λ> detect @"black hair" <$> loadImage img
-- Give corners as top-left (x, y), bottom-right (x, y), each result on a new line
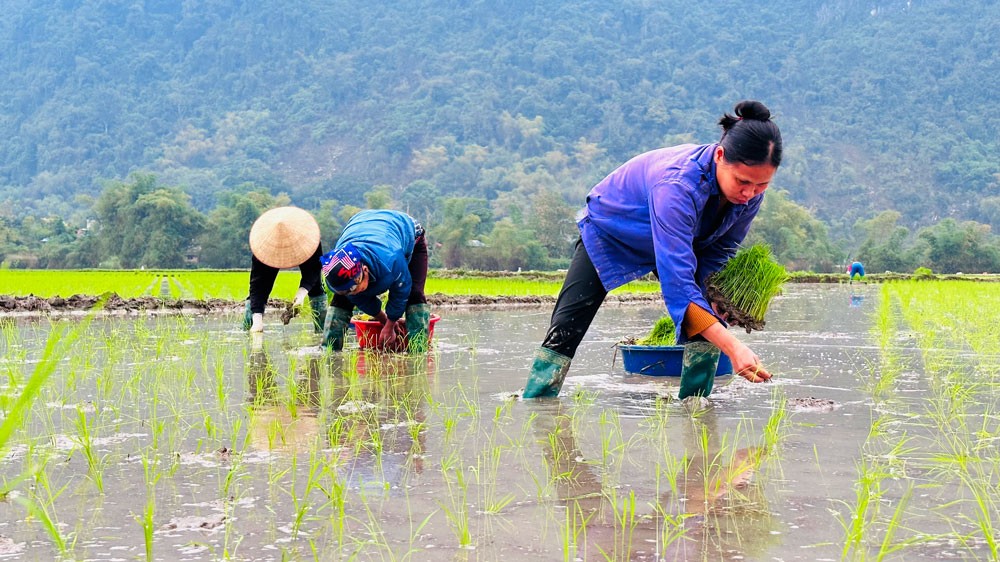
top-left (717, 100), bottom-right (782, 167)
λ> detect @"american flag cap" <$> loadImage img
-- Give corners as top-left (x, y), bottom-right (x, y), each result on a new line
top-left (321, 243), bottom-right (364, 292)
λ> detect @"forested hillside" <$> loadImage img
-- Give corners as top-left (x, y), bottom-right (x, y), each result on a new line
top-left (1, 0), bottom-right (998, 272)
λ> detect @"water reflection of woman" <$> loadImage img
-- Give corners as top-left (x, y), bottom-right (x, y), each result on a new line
top-left (533, 404), bottom-right (775, 560)
top-left (323, 353), bottom-right (431, 486)
top-left (246, 334), bottom-right (322, 452)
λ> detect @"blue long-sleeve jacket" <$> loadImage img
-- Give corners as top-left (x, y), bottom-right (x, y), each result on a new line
top-left (578, 143), bottom-right (763, 342)
top-left (334, 210), bottom-right (416, 321)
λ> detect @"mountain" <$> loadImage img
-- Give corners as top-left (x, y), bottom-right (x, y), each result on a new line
top-left (1, 0), bottom-right (997, 235)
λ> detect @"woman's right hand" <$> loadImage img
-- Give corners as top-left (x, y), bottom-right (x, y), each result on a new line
top-left (700, 322), bottom-right (771, 383)
top-left (728, 341), bottom-right (771, 382)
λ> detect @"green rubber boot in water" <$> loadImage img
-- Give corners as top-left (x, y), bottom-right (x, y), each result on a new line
top-left (678, 341), bottom-right (721, 399)
top-left (241, 300), bottom-right (253, 331)
top-left (522, 347), bottom-right (572, 398)
top-left (404, 303), bottom-right (432, 353)
top-left (322, 307), bottom-right (353, 351)
top-left (308, 295), bottom-right (328, 334)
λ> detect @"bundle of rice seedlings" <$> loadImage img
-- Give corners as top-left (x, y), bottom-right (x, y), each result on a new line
top-left (706, 243), bottom-right (788, 333)
top-left (638, 315), bottom-right (676, 346)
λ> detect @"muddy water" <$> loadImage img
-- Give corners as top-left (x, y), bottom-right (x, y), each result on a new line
top-left (0, 283), bottom-right (995, 560)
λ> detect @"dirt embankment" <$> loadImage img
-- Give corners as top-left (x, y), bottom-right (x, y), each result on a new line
top-left (0, 292), bottom-right (665, 316)
top-left (3, 273), bottom-right (996, 317)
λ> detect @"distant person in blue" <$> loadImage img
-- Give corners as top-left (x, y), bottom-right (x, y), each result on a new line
top-left (522, 100), bottom-right (782, 398)
top-left (319, 210), bottom-right (431, 352)
top-left (848, 261), bottom-right (865, 284)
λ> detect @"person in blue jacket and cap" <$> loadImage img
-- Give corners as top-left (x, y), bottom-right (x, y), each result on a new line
top-left (522, 100), bottom-right (782, 398)
top-left (319, 209), bottom-right (431, 352)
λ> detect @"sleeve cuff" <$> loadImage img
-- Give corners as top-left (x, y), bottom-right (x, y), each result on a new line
top-left (683, 302), bottom-right (719, 338)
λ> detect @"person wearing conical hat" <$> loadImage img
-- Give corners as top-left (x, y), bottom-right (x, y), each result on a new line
top-left (243, 206), bottom-right (327, 333)
top-left (319, 209), bottom-right (431, 353)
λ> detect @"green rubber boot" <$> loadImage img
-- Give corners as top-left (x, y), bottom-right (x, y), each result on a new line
top-left (241, 300), bottom-right (253, 331)
top-left (404, 303), bottom-right (432, 353)
top-left (522, 347), bottom-right (572, 399)
top-left (309, 295), bottom-right (328, 334)
top-left (678, 341), bottom-right (721, 399)
top-left (322, 307), bottom-right (353, 351)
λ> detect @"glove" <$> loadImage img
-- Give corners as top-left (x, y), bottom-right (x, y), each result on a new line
top-left (250, 313), bottom-right (264, 333)
top-left (322, 307), bottom-right (353, 351)
top-left (308, 294), bottom-right (328, 333)
top-left (678, 341), bottom-right (721, 399)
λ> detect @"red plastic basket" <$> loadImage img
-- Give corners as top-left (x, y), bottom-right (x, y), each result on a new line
top-left (351, 314), bottom-right (440, 351)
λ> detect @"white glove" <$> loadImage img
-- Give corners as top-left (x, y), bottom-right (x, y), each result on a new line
top-left (250, 313), bottom-right (264, 332)
top-left (292, 287), bottom-right (309, 307)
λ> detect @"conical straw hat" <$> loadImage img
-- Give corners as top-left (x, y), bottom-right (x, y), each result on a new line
top-left (249, 207), bottom-right (321, 269)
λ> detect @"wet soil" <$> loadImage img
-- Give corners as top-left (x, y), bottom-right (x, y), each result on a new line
top-left (787, 397), bottom-right (839, 413)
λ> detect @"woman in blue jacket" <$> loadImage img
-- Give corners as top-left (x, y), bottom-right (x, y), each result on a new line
top-left (319, 209), bottom-right (430, 352)
top-left (523, 100), bottom-right (782, 398)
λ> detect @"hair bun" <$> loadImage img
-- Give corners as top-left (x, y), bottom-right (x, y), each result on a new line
top-left (734, 100), bottom-right (771, 121)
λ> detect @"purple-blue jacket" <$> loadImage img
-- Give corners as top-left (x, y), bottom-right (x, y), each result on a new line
top-left (334, 210), bottom-right (416, 321)
top-left (578, 143), bottom-right (763, 342)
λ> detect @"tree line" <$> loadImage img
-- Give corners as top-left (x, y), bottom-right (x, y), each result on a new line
top-left (2, 173), bottom-right (998, 275)
top-left (1, 0), bottom-right (998, 249)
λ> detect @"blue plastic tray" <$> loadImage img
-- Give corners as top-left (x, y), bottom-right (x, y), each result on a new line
top-left (619, 345), bottom-right (733, 377)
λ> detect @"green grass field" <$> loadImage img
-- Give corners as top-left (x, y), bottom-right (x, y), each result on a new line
top-left (0, 269), bottom-right (660, 299)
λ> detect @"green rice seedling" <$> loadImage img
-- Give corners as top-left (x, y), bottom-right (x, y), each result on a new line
top-left (19, 459), bottom-right (75, 558)
top-left (761, 388), bottom-right (789, 457)
top-left (597, 408), bottom-right (626, 486)
top-left (638, 316), bottom-right (676, 346)
top-left (706, 243), bottom-right (788, 333)
top-left (138, 453), bottom-right (163, 562)
top-left (474, 444), bottom-right (516, 515)
top-left (834, 453), bottom-right (888, 561)
top-left (647, 423), bottom-right (693, 560)
top-left (0, 319), bottom-right (87, 452)
top-left (873, 485), bottom-right (942, 561)
top-left (437, 456), bottom-right (473, 547)
top-left (957, 467), bottom-right (1000, 559)
top-left (561, 500), bottom-right (595, 562)
top-left (599, 488), bottom-right (639, 562)
top-left (72, 405), bottom-right (106, 493)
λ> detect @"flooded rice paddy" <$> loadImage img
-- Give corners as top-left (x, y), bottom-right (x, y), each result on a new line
top-left (1, 282), bottom-right (999, 561)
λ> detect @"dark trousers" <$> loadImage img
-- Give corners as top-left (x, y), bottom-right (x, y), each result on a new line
top-left (331, 232), bottom-right (429, 312)
top-left (247, 245), bottom-right (324, 314)
top-left (541, 238), bottom-right (607, 358)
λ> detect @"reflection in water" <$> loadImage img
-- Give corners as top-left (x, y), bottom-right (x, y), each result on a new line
top-left (246, 334), bottom-right (322, 452)
top-left (850, 293), bottom-right (865, 308)
top-left (246, 336), bottom-right (433, 492)
top-left (534, 403), bottom-right (775, 560)
top-left (324, 351), bottom-right (433, 489)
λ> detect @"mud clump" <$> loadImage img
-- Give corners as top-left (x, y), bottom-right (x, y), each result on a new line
top-left (787, 397), bottom-right (838, 413)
